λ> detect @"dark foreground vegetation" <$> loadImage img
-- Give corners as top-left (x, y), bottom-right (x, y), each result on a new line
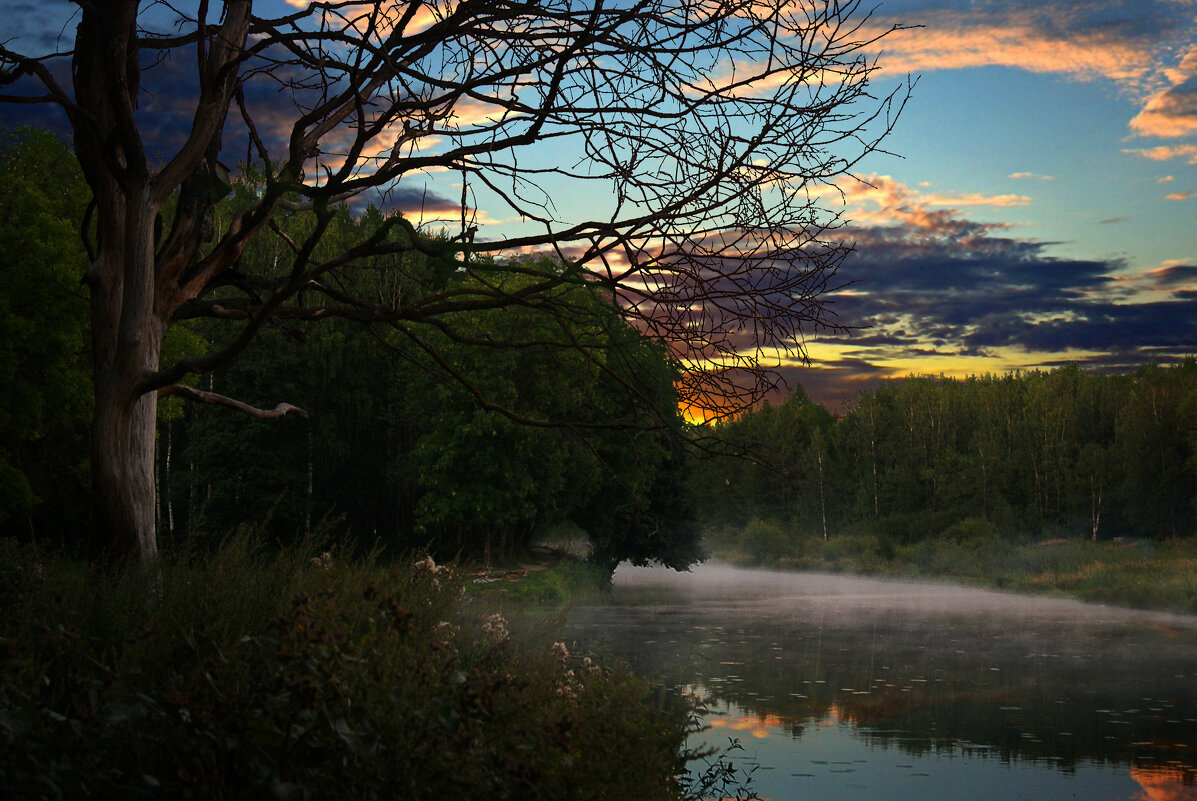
top-left (0, 537), bottom-right (719, 800)
top-left (0, 126), bottom-right (727, 801)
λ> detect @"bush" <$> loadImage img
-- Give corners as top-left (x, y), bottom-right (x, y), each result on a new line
top-left (739, 518), bottom-right (792, 564)
top-left (940, 517), bottom-right (1000, 547)
top-left (0, 540), bottom-right (691, 800)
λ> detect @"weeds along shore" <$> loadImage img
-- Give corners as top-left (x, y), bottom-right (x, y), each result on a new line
top-left (0, 537), bottom-right (701, 800)
top-left (706, 521), bottom-right (1197, 614)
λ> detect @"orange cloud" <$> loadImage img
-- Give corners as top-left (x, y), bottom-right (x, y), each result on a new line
top-left (854, 8), bottom-right (1197, 141)
top-left (1127, 145), bottom-right (1197, 163)
top-left (858, 11), bottom-right (1155, 83)
top-left (1165, 191), bottom-right (1194, 201)
top-left (1130, 86), bottom-right (1197, 137)
top-left (813, 174), bottom-right (1031, 230)
top-left (282, 0), bottom-right (448, 35)
top-left (922, 191), bottom-right (1033, 208)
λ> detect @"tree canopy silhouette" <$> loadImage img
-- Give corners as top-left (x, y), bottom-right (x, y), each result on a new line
top-left (0, 0), bottom-right (908, 562)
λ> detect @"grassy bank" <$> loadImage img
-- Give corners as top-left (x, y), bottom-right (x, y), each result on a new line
top-left (0, 537), bottom-right (701, 800)
top-left (466, 556), bottom-right (613, 607)
top-left (706, 520), bottom-right (1197, 614)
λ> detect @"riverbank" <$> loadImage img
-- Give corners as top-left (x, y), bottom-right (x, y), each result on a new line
top-left (464, 545), bottom-right (613, 607)
top-left (704, 526), bottom-right (1197, 614)
top-left (0, 537), bottom-right (694, 799)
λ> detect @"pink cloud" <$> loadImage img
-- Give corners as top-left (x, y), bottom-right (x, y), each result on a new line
top-left (1130, 82), bottom-right (1197, 137)
top-left (855, 5), bottom-right (1197, 140)
top-left (819, 174), bottom-right (1031, 231)
top-left (1125, 144), bottom-right (1197, 164)
top-left (1165, 191), bottom-right (1194, 201)
top-left (859, 10), bottom-right (1157, 83)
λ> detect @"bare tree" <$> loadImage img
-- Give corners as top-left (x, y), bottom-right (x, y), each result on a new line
top-left (0, 0), bottom-right (908, 563)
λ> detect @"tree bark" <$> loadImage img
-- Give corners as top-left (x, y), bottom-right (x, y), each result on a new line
top-left (87, 190), bottom-right (164, 563)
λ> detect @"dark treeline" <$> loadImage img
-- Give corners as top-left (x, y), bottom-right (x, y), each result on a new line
top-left (692, 362), bottom-right (1197, 555)
top-left (0, 129), bottom-right (700, 570)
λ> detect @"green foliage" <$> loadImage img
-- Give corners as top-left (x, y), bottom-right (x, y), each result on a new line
top-left (692, 363), bottom-right (1197, 555)
top-left (0, 132), bottom-right (700, 569)
top-left (470, 561), bottom-right (613, 606)
top-left (0, 129), bottom-right (92, 539)
top-left (740, 518), bottom-right (792, 564)
top-left (0, 542), bottom-right (694, 799)
top-left (169, 232), bottom-right (699, 569)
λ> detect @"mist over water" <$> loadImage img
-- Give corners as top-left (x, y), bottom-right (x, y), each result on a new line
top-left (566, 563), bottom-right (1197, 801)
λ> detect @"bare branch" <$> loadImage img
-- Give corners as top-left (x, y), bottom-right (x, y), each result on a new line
top-left (157, 384), bottom-right (308, 419)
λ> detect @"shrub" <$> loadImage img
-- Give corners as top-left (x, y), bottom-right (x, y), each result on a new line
top-left (739, 518), bottom-right (792, 564)
top-left (0, 541), bottom-right (691, 800)
top-left (940, 517), bottom-right (1000, 548)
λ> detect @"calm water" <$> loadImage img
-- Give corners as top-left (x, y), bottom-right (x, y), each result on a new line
top-left (565, 564), bottom-right (1197, 801)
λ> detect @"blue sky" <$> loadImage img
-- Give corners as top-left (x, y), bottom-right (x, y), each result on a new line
top-left (751, 0), bottom-right (1197, 404)
top-left (3, 0), bottom-right (1196, 407)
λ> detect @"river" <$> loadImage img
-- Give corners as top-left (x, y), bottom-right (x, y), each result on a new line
top-left (564, 563), bottom-right (1197, 801)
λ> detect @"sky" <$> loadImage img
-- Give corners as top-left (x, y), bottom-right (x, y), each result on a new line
top-left (766, 0), bottom-right (1197, 405)
top-left (3, 0), bottom-right (1197, 408)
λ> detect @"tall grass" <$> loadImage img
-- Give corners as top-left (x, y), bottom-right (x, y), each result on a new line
top-left (706, 519), bottom-right (1197, 614)
top-left (0, 536), bottom-right (699, 800)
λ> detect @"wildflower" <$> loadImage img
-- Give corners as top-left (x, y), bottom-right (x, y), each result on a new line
top-left (551, 641), bottom-right (570, 662)
top-left (433, 620), bottom-right (459, 648)
top-left (482, 613), bottom-right (510, 643)
top-left (309, 552), bottom-right (333, 570)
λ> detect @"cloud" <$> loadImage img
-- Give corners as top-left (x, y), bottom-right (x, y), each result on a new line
top-left (779, 173), bottom-right (1197, 404)
top-left (376, 184), bottom-right (460, 215)
top-left (922, 191), bottom-right (1033, 208)
top-left (1130, 75), bottom-right (1197, 137)
top-left (1009, 172), bottom-right (1055, 181)
top-left (1143, 263), bottom-right (1197, 291)
top-left (1123, 145), bottom-right (1197, 164)
top-left (1099, 216), bottom-right (1130, 224)
top-left (860, 1), bottom-right (1197, 140)
top-left (862, 3), bottom-right (1176, 83)
top-left (1165, 191), bottom-right (1194, 201)
top-left (811, 174), bottom-right (1034, 232)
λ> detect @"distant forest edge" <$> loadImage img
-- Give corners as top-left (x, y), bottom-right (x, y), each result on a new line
top-left (693, 361), bottom-right (1197, 597)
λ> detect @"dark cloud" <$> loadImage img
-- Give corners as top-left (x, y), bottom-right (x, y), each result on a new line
top-left (1147, 264), bottom-right (1197, 289)
top-left (374, 184), bottom-right (460, 215)
top-left (787, 204), bottom-right (1197, 405)
top-left (774, 359), bottom-right (899, 408)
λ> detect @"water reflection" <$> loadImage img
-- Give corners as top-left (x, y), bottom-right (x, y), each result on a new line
top-left (566, 564), bottom-right (1197, 801)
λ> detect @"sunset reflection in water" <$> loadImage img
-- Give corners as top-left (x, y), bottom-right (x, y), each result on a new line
top-left (568, 564), bottom-right (1197, 801)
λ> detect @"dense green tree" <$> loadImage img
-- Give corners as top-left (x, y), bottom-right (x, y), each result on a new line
top-left (692, 363), bottom-right (1197, 550)
top-left (0, 130), bottom-right (91, 543)
top-left (167, 238), bottom-right (701, 566)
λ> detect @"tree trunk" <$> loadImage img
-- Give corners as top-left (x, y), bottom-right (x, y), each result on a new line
top-left (87, 189), bottom-right (164, 564)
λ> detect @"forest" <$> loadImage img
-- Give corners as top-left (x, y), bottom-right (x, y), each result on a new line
top-left (0, 128), bottom-right (700, 572)
top-left (692, 359), bottom-right (1197, 560)
top-left (6, 128), bottom-right (1197, 571)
